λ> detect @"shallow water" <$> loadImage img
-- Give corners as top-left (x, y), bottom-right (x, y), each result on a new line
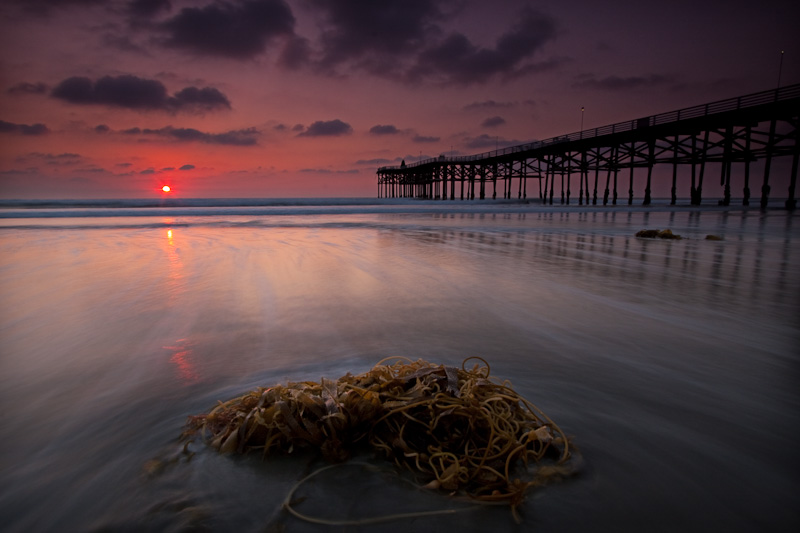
top-left (1, 203), bottom-right (798, 532)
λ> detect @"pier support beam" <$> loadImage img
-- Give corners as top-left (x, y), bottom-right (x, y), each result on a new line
top-left (690, 134), bottom-right (697, 204)
top-left (761, 119), bottom-right (776, 209)
top-left (743, 126), bottom-right (752, 206)
top-left (578, 152), bottom-right (585, 205)
top-left (670, 135), bottom-right (678, 205)
top-left (643, 140), bottom-right (654, 206)
top-left (696, 130), bottom-right (709, 205)
top-left (627, 143), bottom-right (635, 205)
top-left (720, 126), bottom-right (733, 206)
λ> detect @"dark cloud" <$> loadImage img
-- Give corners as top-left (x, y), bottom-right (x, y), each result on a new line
top-left (122, 2), bottom-right (562, 85)
top-left (573, 73), bottom-right (671, 91)
top-left (0, 120), bottom-right (49, 135)
top-left (278, 36), bottom-right (312, 69)
top-left (514, 56), bottom-right (569, 77)
top-left (306, 3), bottom-right (559, 84)
top-left (481, 116), bottom-right (506, 128)
top-left (95, 124), bottom-right (111, 133)
top-left (356, 157), bottom-right (394, 165)
top-left (179, 164), bottom-right (195, 170)
top-left (6, 0), bottom-right (105, 16)
top-left (161, 166), bottom-right (175, 171)
top-left (7, 82), bottom-right (48, 95)
top-left (160, 0), bottom-right (295, 59)
top-left (102, 34), bottom-right (150, 55)
top-left (311, 0), bottom-right (443, 71)
top-left (127, 0), bottom-right (171, 19)
top-left (51, 75), bottom-right (231, 112)
top-left (411, 9), bottom-right (557, 84)
top-left (52, 75), bottom-right (160, 108)
top-left (369, 124), bottom-right (399, 135)
top-left (299, 168), bottom-right (359, 174)
top-left (17, 152), bottom-right (81, 164)
top-left (298, 119), bottom-right (352, 137)
top-left (171, 86), bottom-right (231, 109)
top-left (367, 124), bottom-right (437, 142)
top-left (119, 124), bottom-right (257, 145)
top-left (274, 123), bottom-right (306, 133)
top-left (137, 126), bottom-right (260, 145)
top-left (73, 166), bottom-right (107, 174)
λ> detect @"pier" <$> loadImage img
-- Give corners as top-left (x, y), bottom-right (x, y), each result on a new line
top-left (377, 84), bottom-right (800, 209)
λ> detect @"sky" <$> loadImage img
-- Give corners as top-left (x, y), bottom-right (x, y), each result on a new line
top-left (1, 0), bottom-right (798, 199)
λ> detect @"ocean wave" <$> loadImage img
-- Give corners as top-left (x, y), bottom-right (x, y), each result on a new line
top-left (0, 197), bottom-right (426, 211)
top-left (0, 197), bottom-right (545, 221)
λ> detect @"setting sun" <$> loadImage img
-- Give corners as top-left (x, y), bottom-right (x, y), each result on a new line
top-left (161, 185), bottom-right (171, 193)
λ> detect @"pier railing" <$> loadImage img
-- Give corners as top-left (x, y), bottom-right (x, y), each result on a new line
top-left (378, 83), bottom-right (800, 171)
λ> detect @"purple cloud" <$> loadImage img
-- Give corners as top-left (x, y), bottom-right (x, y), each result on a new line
top-left (127, 0), bottom-right (171, 19)
top-left (51, 75), bottom-right (231, 112)
top-left (160, 0), bottom-right (295, 59)
top-left (139, 126), bottom-right (259, 146)
top-left (481, 116), bottom-right (506, 128)
top-left (369, 124), bottom-right (400, 135)
top-left (412, 134), bottom-right (440, 143)
top-left (298, 119), bottom-right (352, 137)
top-left (0, 120), bottom-right (49, 135)
top-left (311, 0), bottom-right (442, 71)
top-left (411, 9), bottom-right (557, 84)
top-left (7, 82), bottom-right (49, 95)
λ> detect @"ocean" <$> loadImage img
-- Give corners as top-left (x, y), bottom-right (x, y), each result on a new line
top-left (0, 197), bottom-right (798, 532)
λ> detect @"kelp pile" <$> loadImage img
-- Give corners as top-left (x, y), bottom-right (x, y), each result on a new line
top-left (183, 357), bottom-right (579, 515)
top-left (636, 229), bottom-right (725, 241)
top-left (635, 228), bottom-right (682, 239)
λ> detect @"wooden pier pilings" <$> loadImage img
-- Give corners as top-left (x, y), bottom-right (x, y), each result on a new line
top-left (377, 84), bottom-right (800, 209)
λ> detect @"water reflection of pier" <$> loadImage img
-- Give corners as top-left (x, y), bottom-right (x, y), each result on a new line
top-left (394, 212), bottom-right (797, 313)
top-left (377, 85), bottom-right (800, 209)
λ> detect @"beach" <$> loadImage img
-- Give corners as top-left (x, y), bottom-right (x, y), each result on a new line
top-left (0, 199), bottom-right (798, 532)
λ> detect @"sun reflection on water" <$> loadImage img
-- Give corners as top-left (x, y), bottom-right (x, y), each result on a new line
top-left (164, 338), bottom-right (200, 384)
top-left (163, 223), bottom-right (183, 298)
top-left (162, 223), bottom-right (198, 383)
